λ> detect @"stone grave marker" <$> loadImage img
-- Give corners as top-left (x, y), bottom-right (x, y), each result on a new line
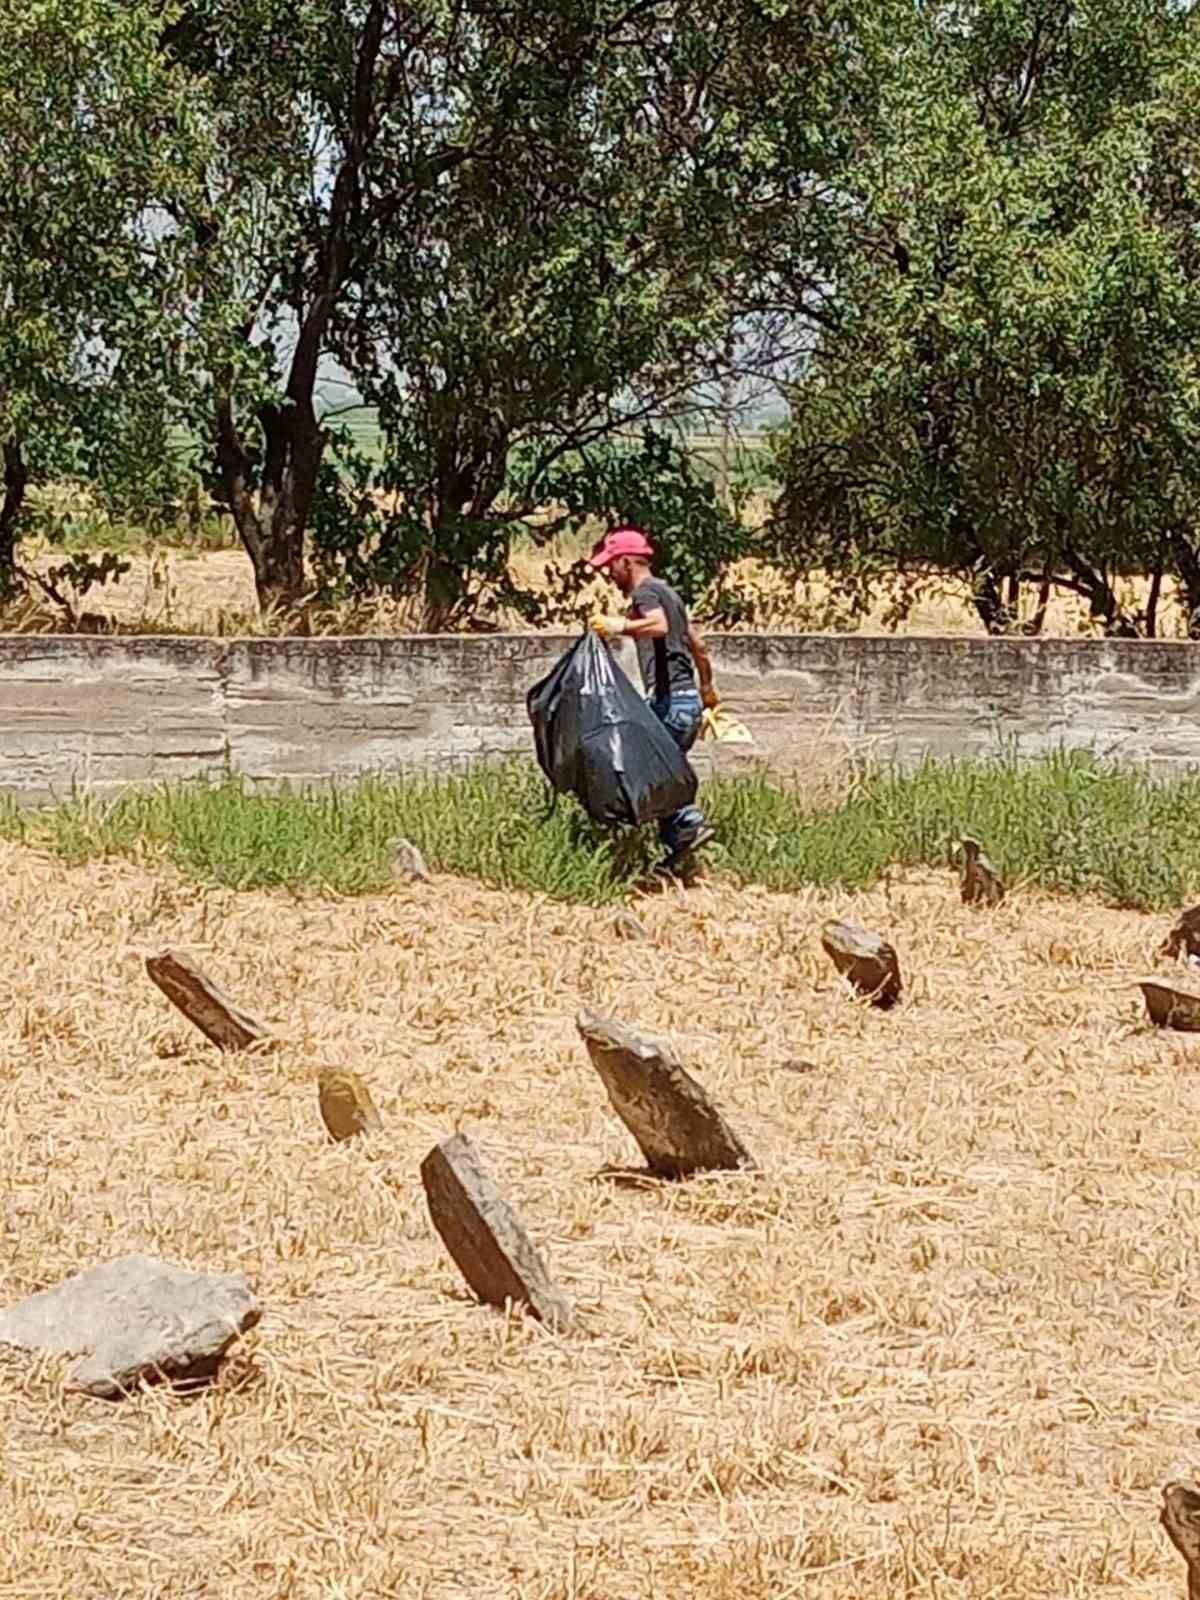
top-left (575, 1009), bottom-right (754, 1179)
top-left (420, 1134), bottom-right (572, 1328)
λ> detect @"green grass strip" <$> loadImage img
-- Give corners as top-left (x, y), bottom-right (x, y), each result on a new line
top-left (0, 748), bottom-right (1194, 910)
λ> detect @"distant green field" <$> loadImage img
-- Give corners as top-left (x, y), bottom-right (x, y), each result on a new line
top-left (318, 407), bottom-right (773, 470)
top-left (162, 410), bottom-right (776, 509)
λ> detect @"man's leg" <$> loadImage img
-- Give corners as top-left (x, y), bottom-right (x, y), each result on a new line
top-left (653, 693), bottom-right (709, 859)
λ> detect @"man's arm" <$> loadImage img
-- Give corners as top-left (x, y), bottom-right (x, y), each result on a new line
top-left (619, 606), bottom-right (668, 639)
top-left (687, 623), bottom-right (718, 708)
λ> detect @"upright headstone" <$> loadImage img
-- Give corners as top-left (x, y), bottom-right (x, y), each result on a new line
top-left (390, 837), bottom-right (432, 884)
top-left (318, 1071), bottom-right (383, 1142)
top-left (958, 837), bottom-right (1005, 906)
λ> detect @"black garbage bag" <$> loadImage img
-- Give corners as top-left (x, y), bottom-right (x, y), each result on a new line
top-left (526, 631), bottom-right (698, 827)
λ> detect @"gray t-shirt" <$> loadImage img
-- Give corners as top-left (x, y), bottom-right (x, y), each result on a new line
top-left (631, 576), bottom-right (696, 700)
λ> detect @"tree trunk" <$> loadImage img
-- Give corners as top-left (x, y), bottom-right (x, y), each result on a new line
top-left (1060, 548), bottom-right (1140, 637)
top-left (254, 401), bottom-right (324, 607)
top-left (419, 430), bottom-right (509, 631)
top-left (197, 3), bottom-right (389, 616)
top-left (1169, 533), bottom-right (1200, 638)
top-left (1024, 565), bottom-right (1052, 635)
top-left (0, 437), bottom-right (27, 584)
top-left (214, 390), bottom-right (323, 611)
top-left (1145, 559), bottom-right (1164, 639)
top-left (970, 564), bottom-right (1007, 634)
top-left (421, 555), bottom-right (468, 632)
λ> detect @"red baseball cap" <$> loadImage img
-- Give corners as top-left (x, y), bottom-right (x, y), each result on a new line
top-left (588, 526), bottom-right (654, 569)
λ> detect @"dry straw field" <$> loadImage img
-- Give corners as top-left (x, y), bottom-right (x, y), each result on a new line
top-left (2, 837), bottom-right (1200, 1596)
top-left (16, 542), bottom-right (1194, 638)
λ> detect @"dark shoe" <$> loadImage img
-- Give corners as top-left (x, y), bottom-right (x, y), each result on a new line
top-left (654, 825), bottom-right (716, 878)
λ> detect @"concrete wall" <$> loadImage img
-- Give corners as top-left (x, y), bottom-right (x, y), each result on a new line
top-left (1, 632), bottom-right (1199, 803)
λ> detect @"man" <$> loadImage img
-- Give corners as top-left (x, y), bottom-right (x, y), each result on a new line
top-left (588, 525), bottom-right (717, 872)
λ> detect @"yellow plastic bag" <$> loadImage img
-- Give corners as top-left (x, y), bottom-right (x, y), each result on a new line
top-left (700, 706), bottom-right (755, 745)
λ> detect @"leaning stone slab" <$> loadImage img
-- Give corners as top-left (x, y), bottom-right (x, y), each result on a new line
top-left (318, 1070), bottom-right (382, 1141)
top-left (575, 1009), bottom-right (754, 1178)
top-left (820, 920), bottom-right (903, 1008)
top-left (1162, 906), bottom-right (1200, 964)
top-left (0, 1254), bottom-right (261, 1398)
top-left (146, 950), bottom-right (270, 1051)
top-left (420, 1135), bottom-right (572, 1328)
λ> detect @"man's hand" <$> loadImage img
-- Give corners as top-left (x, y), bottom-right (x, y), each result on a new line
top-left (701, 684), bottom-right (719, 711)
top-left (591, 613), bottom-right (628, 639)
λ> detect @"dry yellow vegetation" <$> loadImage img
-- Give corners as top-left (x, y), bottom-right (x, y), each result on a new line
top-left (13, 542), bottom-right (1193, 638)
top-left (1, 842), bottom-right (1198, 1596)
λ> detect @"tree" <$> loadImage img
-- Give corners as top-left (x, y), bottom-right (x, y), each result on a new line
top-left (159, 0), bottom-right (407, 607)
top-left (163, 0), bottom-right (839, 620)
top-left (0, 0), bottom-right (205, 590)
top-left (761, 0), bottom-right (1200, 634)
top-left (162, 0), bottom-right (722, 612)
top-left (320, 1), bottom-right (775, 627)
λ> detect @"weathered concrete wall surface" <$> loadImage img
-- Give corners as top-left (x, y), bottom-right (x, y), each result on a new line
top-left (2, 633), bottom-right (1199, 802)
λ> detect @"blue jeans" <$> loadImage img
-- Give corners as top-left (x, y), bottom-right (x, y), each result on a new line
top-left (650, 689), bottom-right (705, 854)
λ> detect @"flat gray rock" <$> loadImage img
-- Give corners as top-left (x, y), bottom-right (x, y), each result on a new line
top-left (0, 1254), bottom-right (261, 1398)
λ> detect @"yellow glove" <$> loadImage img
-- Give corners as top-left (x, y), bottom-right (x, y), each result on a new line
top-left (591, 613), bottom-right (628, 639)
top-left (701, 706), bottom-right (755, 745)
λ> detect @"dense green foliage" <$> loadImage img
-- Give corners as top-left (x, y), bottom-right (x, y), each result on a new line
top-left (0, 0), bottom-right (207, 602)
top-left (4, 0), bottom-right (1200, 628)
top-left (766, 0), bottom-right (1200, 634)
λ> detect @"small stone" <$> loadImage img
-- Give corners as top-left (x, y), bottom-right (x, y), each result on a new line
top-left (318, 1071), bottom-right (382, 1142)
top-left (420, 1135), bottom-right (573, 1328)
top-left (613, 910), bottom-right (648, 941)
top-left (820, 921), bottom-right (902, 1008)
top-left (780, 1058), bottom-right (818, 1074)
top-left (958, 836), bottom-right (1005, 906)
top-left (0, 1254), bottom-right (260, 1399)
top-left (1162, 906), bottom-right (1200, 963)
top-left (145, 950), bottom-right (269, 1051)
top-left (1136, 978), bottom-right (1200, 1032)
top-left (390, 837), bottom-right (431, 884)
top-left (576, 1009), bottom-right (754, 1178)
